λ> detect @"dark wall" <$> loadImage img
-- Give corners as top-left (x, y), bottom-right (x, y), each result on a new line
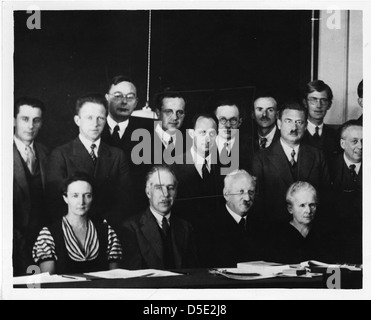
top-left (14, 10), bottom-right (313, 149)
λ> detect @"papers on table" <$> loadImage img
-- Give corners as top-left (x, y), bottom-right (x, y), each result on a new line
top-left (300, 260), bottom-right (362, 272)
top-left (84, 269), bottom-right (183, 279)
top-left (13, 273), bottom-right (88, 286)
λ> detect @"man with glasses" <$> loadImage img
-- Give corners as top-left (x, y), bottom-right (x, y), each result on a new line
top-left (210, 170), bottom-right (262, 267)
top-left (102, 75), bottom-right (154, 215)
top-left (214, 100), bottom-right (253, 172)
top-left (302, 80), bottom-right (340, 160)
top-left (153, 90), bottom-right (187, 163)
top-left (252, 101), bottom-right (330, 224)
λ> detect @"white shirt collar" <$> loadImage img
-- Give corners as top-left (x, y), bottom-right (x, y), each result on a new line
top-left (259, 125), bottom-right (277, 148)
top-left (79, 134), bottom-right (101, 157)
top-left (307, 120), bottom-right (324, 136)
top-left (225, 204), bottom-right (246, 224)
top-left (150, 207), bottom-right (171, 229)
top-left (107, 115), bottom-right (129, 139)
top-left (280, 138), bottom-right (300, 162)
top-left (190, 146), bottom-right (211, 178)
top-left (14, 136), bottom-right (36, 160)
top-left (216, 135), bottom-right (236, 154)
top-left (155, 123), bottom-right (176, 148)
top-left (343, 153), bottom-right (361, 174)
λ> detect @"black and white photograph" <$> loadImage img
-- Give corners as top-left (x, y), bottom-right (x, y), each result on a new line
top-left (1, 0), bottom-right (370, 302)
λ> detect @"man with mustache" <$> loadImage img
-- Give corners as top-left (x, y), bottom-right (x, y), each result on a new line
top-left (13, 97), bottom-right (49, 276)
top-left (214, 99), bottom-right (254, 172)
top-left (302, 80), bottom-right (340, 160)
top-left (252, 93), bottom-right (280, 152)
top-left (329, 120), bottom-right (362, 264)
top-left (46, 93), bottom-right (130, 230)
top-left (120, 165), bottom-right (198, 270)
top-left (210, 170), bottom-right (261, 267)
top-left (252, 101), bottom-right (330, 224)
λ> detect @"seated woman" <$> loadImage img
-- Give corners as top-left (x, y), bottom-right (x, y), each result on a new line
top-left (32, 173), bottom-right (123, 274)
top-left (263, 181), bottom-right (335, 264)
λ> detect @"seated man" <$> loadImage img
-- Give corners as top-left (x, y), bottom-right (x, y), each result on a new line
top-left (120, 165), bottom-right (199, 270)
top-left (46, 93), bottom-right (130, 229)
top-left (329, 120), bottom-right (362, 264)
top-left (302, 80), bottom-right (340, 160)
top-left (210, 170), bottom-right (262, 268)
top-left (252, 93), bottom-right (280, 152)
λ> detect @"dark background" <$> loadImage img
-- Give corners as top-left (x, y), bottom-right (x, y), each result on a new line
top-left (14, 10), bottom-right (314, 149)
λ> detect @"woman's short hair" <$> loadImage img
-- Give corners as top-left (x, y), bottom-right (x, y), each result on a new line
top-left (61, 172), bottom-right (93, 196)
top-left (286, 181), bottom-right (318, 206)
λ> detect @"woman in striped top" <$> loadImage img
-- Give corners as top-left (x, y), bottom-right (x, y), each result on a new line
top-left (32, 173), bottom-right (123, 274)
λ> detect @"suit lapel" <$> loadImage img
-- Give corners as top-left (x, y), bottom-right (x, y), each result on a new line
top-left (141, 209), bottom-right (164, 263)
top-left (297, 144), bottom-right (315, 181)
top-left (268, 142), bottom-right (294, 186)
top-left (35, 143), bottom-right (47, 190)
top-left (96, 142), bottom-right (114, 180)
top-left (13, 144), bottom-right (29, 196)
top-left (71, 138), bottom-right (96, 175)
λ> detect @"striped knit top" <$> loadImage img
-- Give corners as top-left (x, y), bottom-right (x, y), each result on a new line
top-left (33, 216), bottom-right (123, 264)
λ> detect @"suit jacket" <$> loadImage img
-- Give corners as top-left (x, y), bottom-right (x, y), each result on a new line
top-left (101, 116), bottom-right (155, 215)
top-left (302, 124), bottom-right (341, 160)
top-left (120, 208), bottom-right (199, 270)
top-left (218, 133), bottom-right (254, 173)
top-left (253, 125), bottom-right (281, 153)
top-left (13, 142), bottom-right (49, 276)
top-left (252, 140), bottom-right (331, 223)
top-left (210, 205), bottom-right (262, 268)
top-left (328, 154), bottom-right (362, 264)
top-left (45, 138), bottom-right (130, 228)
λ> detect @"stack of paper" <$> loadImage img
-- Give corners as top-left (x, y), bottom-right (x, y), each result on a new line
top-left (237, 261), bottom-right (300, 276)
top-left (301, 260), bottom-right (362, 272)
top-left (84, 269), bottom-right (182, 279)
top-left (13, 273), bottom-right (88, 286)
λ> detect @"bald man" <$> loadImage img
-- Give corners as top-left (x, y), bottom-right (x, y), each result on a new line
top-left (209, 170), bottom-right (262, 267)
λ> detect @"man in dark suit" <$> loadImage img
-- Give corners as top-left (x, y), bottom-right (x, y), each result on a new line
top-left (13, 97), bottom-right (49, 276)
top-left (120, 165), bottom-right (199, 270)
top-left (356, 80), bottom-right (363, 124)
top-left (302, 80), bottom-right (340, 160)
top-left (210, 170), bottom-right (261, 268)
top-left (102, 75), bottom-right (154, 214)
top-left (46, 93), bottom-right (130, 229)
top-left (329, 120), bottom-right (362, 264)
top-left (252, 101), bottom-right (331, 224)
top-left (252, 94), bottom-right (281, 152)
top-left (171, 114), bottom-right (223, 267)
top-left (153, 90), bottom-right (187, 164)
top-left (214, 100), bottom-right (254, 173)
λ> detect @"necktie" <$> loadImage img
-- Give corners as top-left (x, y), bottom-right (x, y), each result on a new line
top-left (25, 146), bottom-right (36, 175)
top-left (90, 144), bottom-right (97, 165)
top-left (220, 143), bottom-right (230, 164)
top-left (290, 149), bottom-right (296, 167)
top-left (313, 126), bottom-right (320, 140)
top-left (167, 137), bottom-right (175, 157)
top-left (112, 125), bottom-right (121, 147)
top-left (260, 137), bottom-right (268, 149)
top-left (202, 159), bottom-right (210, 180)
top-left (162, 217), bottom-right (170, 238)
top-left (239, 217), bottom-right (247, 232)
top-left (349, 164), bottom-right (358, 182)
